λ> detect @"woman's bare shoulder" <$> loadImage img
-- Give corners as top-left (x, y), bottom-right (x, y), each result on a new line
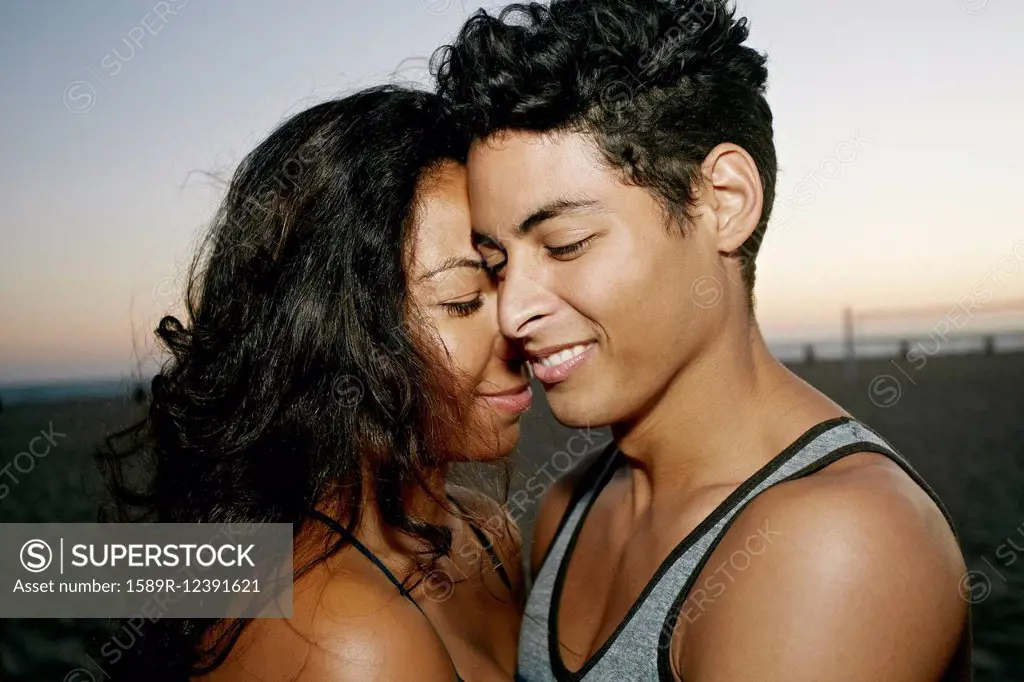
top-left (198, 559), bottom-right (457, 681)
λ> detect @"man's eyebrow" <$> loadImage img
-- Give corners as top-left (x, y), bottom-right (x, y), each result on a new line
top-left (516, 197), bottom-right (603, 235)
top-left (471, 197), bottom-right (604, 245)
top-left (418, 256), bottom-right (482, 281)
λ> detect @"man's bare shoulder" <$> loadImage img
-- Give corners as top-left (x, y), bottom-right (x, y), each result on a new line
top-left (529, 442), bottom-right (614, 577)
top-left (201, 559), bottom-right (457, 681)
top-left (680, 452), bottom-right (968, 682)
top-left (746, 450), bottom-right (962, 554)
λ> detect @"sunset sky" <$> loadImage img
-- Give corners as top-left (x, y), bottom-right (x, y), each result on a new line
top-left (1, 0), bottom-right (1022, 383)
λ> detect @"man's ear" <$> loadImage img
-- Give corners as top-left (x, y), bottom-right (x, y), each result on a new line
top-left (698, 143), bottom-right (763, 253)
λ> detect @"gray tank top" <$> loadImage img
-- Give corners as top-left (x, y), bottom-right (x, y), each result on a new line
top-left (516, 416), bottom-right (972, 681)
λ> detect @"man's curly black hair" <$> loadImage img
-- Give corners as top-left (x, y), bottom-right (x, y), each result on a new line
top-left (432, 0), bottom-right (776, 296)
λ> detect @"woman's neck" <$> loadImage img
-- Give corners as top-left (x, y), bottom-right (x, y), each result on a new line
top-left (309, 464), bottom-right (454, 560)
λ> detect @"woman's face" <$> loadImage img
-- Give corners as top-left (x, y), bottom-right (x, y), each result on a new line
top-left (406, 161), bottom-right (531, 460)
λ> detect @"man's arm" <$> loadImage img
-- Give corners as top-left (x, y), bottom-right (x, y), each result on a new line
top-left (678, 454), bottom-right (968, 682)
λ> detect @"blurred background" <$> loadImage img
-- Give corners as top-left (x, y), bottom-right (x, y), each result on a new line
top-left (1, 0), bottom-right (1021, 679)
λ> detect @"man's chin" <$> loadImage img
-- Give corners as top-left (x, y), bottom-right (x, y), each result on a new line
top-left (547, 394), bottom-right (615, 430)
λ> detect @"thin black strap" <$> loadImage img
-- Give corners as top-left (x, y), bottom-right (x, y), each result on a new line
top-left (306, 508), bottom-right (466, 680)
top-left (305, 508), bottom-right (426, 613)
top-left (446, 493), bottom-right (514, 593)
top-left (469, 521), bottom-right (513, 592)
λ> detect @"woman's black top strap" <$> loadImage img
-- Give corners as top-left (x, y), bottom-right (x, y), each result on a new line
top-left (446, 493), bottom-right (514, 593)
top-left (305, 508), bottom-right (466, 680)
top-left (305, 508), bottom-right (425, 610)
top-left (468, 520), bottom-right (513, 592)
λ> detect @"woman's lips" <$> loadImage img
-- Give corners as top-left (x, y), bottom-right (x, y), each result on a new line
top-left (480, 384), bottom-right (533, 414)
top-left (530, 343), bottom-right (596, 385)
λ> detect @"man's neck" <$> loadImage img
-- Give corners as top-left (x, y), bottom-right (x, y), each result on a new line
top-left (611, 321), bottom-right (834, 507)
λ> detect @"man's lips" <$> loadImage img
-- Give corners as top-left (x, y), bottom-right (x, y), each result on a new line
top-left (479, 384), bottom-right (533, 414)
top-left (528, 341), bottom-right (596, 384)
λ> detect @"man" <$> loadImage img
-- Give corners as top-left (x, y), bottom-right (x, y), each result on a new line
top-left (433, 1), bottom-right (972, 680)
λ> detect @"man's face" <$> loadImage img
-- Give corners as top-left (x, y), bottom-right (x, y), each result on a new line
top-left (467, 130), bottom-right (729, 428)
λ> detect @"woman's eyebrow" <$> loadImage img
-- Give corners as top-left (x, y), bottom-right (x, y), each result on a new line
top-left (418, 256), bottom-right (483, 281)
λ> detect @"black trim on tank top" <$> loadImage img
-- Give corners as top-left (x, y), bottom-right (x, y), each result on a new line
top-left (535, 441), bottom-right (621, 574)
top-left (777, 434), bottom-right (974, 682)
top-left (548, 416), bottom-right (855, 681)
top-left (654, 440), bottom-right (897, 680)
top-left (836, 421), bottom-right (962, 536)
top-left (656, 436), bottom-right (968, 681)
top-left (546, 444), bottom-right (625, 680)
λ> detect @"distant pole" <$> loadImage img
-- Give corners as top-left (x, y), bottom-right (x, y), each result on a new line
top-left (803, 343), bottom-right (816, 364)
top-left (843, 306), bottom-right (856, 381)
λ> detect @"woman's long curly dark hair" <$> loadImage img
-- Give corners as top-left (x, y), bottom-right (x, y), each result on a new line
top-left (96, 85), bottom-right (478, 680)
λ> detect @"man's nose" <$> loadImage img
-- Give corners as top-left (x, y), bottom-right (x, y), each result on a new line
top-left (497, 258), bottom-right (552, 341)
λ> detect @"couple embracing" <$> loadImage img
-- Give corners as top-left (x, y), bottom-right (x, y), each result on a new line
top-left (104, 1), bottom-right (972, 680)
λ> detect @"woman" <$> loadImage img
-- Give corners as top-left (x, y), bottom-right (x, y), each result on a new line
top-left (99, 85), bottom-right (531, 681)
